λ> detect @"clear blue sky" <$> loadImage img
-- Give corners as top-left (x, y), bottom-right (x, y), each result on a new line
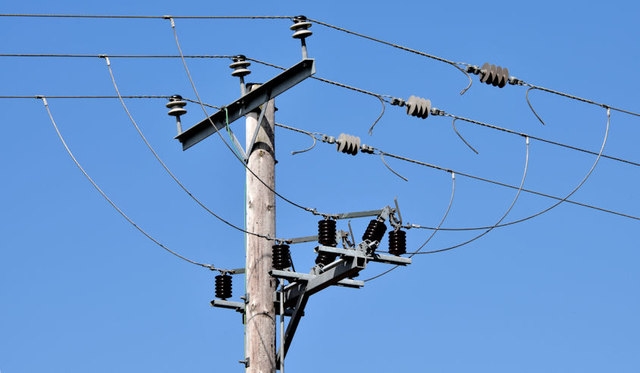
top-left (1, 1), bottom-right (639, 372)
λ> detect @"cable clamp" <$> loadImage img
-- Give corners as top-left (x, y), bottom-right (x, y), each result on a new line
top-left (390, 97), bottom-right (406, 107)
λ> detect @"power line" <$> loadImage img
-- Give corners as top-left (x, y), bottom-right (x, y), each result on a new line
top-left (167, 17), bottom-right (331, 218)
top-left (0, 53), bottom-right (233, 58)
top-left (274, 118), bottom-right (639, 223)
top-left (103, 56), bottom-right (279, 242)
top-left (0, 13), bottom-right (292, 19)
top-left (364, 172), bottom-right (456, 282)
top-left (307, 18), bottom-right (640, 119)
top-left (3, 14), bottom-right (638, 118)
top-left (39, 95), bottom-right (222, 271)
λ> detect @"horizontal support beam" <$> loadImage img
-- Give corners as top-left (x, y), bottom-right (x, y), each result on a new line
top-left (210, 299), bottom-right (245, 313)
top-left (176, 58), bottom-right (316, 150)
top-left (271, 269), bottom-right (364, 289)
top-left (333, 209), bottom-right (384, 220)
top-left (316, 245), bottom-right (411, 266)
top-left (284, 235), bottom-right (318, 245)
top-left (211, 298), bottom-right (295, 317)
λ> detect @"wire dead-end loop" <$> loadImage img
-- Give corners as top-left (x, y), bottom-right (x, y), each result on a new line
top-left (452, 117), bottom-right (479, 154)
top-left (455, 63), bottom-right (473, 95)
top-left (367, 95), bottom-right (387, 135)
top-left (291, 131), bottom-right (317, 155)
top-left (380, 152), bottom-right (408, 182)
top-left (526, 86), bottom-right (546, 126)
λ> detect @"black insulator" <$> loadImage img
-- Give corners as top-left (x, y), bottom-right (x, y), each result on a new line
top-left (272, 244), bottom-right (292, 270)
top-left (388, 229), bottom-right (407, 256)
top-left (316, 219), bottom-right (338, 266)
top-left (336, 133), bottom-right (361, 156)
top-left (405, 95), bottom-right (432, 119)
top-left (477, 62), bottom-right (509, 88)
top-left (362, 219), bottom-right (387, 244)
top-left (215, 274), bottom-right (232, 300)
top-left (318, 219), bottom-right (337, 247)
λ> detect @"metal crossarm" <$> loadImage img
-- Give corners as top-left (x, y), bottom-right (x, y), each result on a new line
top-left (175, 58), bottom-right (316, 150)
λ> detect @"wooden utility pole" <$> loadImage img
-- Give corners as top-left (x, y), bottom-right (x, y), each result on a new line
top-left (245, 93), bottom-right (277, 373)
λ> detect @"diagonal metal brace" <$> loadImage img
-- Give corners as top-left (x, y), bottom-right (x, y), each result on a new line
top-left (244, 99), bottom-right (273, 162)
top-left (277, 255), bottom-right (366, 364)
top-left (175, 58), bottom-right (316, 150)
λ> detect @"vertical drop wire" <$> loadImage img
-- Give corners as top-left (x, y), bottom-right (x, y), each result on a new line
top-left (364, 171), bottom-right (455, 282)
top-left (39, 96), bottom-right (215, 270)
top-left (102, 56), bottom-right (273, 240)
top-left (418, 135), bottom-right (530, 254)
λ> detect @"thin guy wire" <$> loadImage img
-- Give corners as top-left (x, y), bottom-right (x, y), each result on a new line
top-left (39, 96), bottom-right (217, 270)
top-left (414, 136), bottom-right (530, 255)
top-left (0, 14), bottom-right (292, 19)
top-left (273, 120), bottom-right (639, 223)
top-left (167, 18), bottom-right (328, 217)
top-left (411, 108), bottom-right (616, 234)
top-left (364, 172), bottom-right (455, 282)
top-left (103, 56), bottom-right (276, 241)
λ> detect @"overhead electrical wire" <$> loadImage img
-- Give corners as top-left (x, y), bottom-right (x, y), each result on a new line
top-left (4, 54), bottom-right (636, 169)
top-left (414, 136), bottom-right (530, 255)
top-left (0, 13), bottom-right (292, 19)
top-left (274, 113), bottom-right (638, 223)
top-left (307, 18), bottom-right (640, 119)
top-left (102, 55), bottom-right (279, 242)
top-left (2, 13), bottom-right (638, 119)
top-left (38, 95), bottom-right (222, 271)
top-left (364, 172), bottom-right (455, 282)
top-left (166, 17), bottom-right (331, 218)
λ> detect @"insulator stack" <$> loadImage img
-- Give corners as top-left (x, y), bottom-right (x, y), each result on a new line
top-left (215, 274), bottom-right (232, 300)
top-left (362, 219), bottom-right (387, 244)
top-left (316, 219), bottom-right (338, 266)
top-left (473, 62), bottom-right (509, 88)
top-left (291, 16), bottom-right (312, 59)
top-left (336, 133), bottom-right (361, 155)
top-left (166, 95), bottom-right (187, 134)
top-left (166, 95), bottom-right (187, 116)
top-left (388, 229), bottom-right (407, 256)
top-left (406, 96), bottom-right (432, 119)
top-left (291, 16), bottom-right (312, 39)
top-left (272, 244), bottom-right (292, 270)
top-left (229, 55), bottom-right (251, 77)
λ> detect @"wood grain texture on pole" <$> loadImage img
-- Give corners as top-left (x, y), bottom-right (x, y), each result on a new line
top-left (245, 93), bottom-right (276, 373)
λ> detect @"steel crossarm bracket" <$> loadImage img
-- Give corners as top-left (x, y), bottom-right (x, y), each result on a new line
top-left (316, 245), bottom-right (412, 266)
top-left (277, 288), bottom-right (309, 364)
top-left (270, 269), bottom-right (364, 289)
top-left (210, 299), bottom-right (245, 313)
top-left (276, 255), bottom-right (366, 364)
top-left (333, 209), bottom-right (384, 220)
top-left (282, 256), bottom-right (366, 309)
top-left (175, 58), bottom-right (316, 150)
top-left (244, 100), bottom-right (273, 162)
